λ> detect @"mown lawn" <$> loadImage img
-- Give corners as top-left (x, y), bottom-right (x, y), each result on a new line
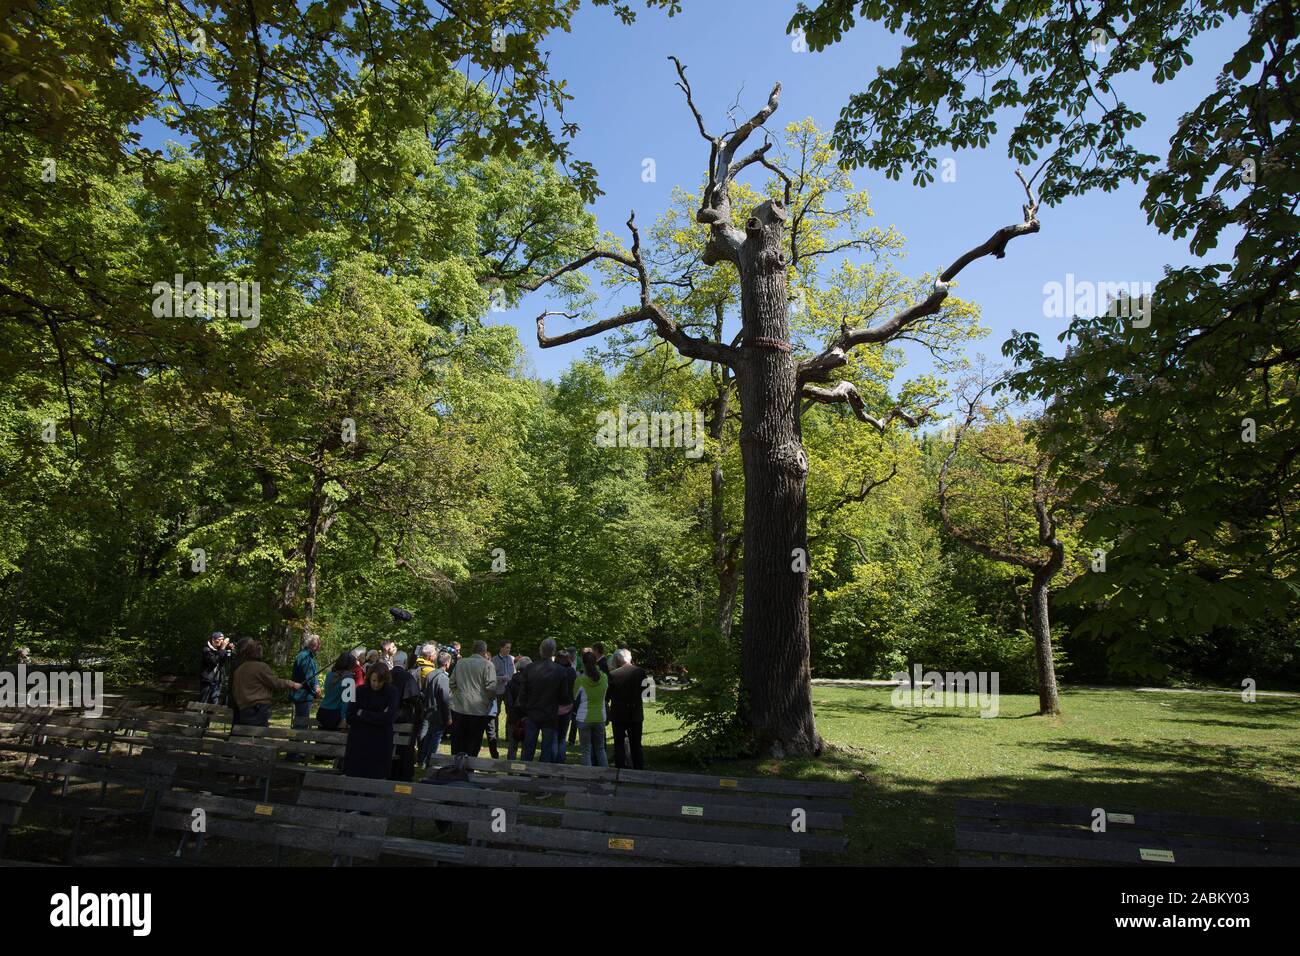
top-left (637, 686), bottom-right (1300, 865)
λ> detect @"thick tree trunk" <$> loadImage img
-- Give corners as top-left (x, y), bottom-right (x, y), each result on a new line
top-left (1030, 570), bottom-right (1061, 715)
top-left (735, 200), bottom-right (822, 757)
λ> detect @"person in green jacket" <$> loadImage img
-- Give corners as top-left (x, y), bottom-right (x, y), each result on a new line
top-left (573, 650), bottom-right (609, 767)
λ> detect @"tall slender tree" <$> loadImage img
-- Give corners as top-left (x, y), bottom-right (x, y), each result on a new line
top-left (937, 381), bottom-right (1083, 715)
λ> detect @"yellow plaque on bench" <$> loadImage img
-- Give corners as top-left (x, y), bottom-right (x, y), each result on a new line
top-left (608, 837), bottom-right (635, 851)
top-left (681, 805), bottom-right (704, 817)
top-left (510, 762), bottom-right (526, 771)
top-left (393, 784), bottom-right (412, 795)
top-left (1107, 812), bottom-right (1135, 824)
top-left (1139, 848), bottom-right (1175, 863)
top-left (254, 804), bottom-right (273, 816)
top-left (719, 778), bottom-right (737, 788)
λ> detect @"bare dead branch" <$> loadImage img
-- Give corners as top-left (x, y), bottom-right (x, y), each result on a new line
top-left (527, 209), bottom-right (740, 367)
top-left (534, 308), bottom-right (653, 349)
top-left (668, 55), bottom-right (712, 143)
top-left (519, 248), bottom-right (637, 292)
top-left (799, 172), bottom-right (1040, 382)
top-left (669, 55), bottom-right (783, 265)
top-left (801, 380), bottom-right (926, 433)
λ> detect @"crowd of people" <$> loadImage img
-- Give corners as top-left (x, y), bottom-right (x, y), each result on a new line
top-left (199, 632), bottom-right (650, 782)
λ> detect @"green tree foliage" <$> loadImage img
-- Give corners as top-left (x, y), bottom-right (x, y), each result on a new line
top-left (438, 362), bottom-right (700, 667)
top-left (790, 0), bottom-right (1300, 676)
top-left (0, 4), bottom-right (610, 666)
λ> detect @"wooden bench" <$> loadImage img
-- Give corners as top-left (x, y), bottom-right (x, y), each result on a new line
top-left (0, 780), bottom-right (34, 858)
top-left (186, 701), bottom-right (234, 733)
top-left (154, 791), bottom-right (387, 865)
top-left (140, 734), bottom-right (281, 801)
top-left (28, 749), bottom-right (175, 861)
top-left (0, 716), bottom-right (126, 772)
top-left (424, 754), bottom-right (852, 811)
top-left (423, 753), bottom-right (617, 799)
top-left (422, 754), bottom-right (851, 865)
top-left (955, 798), bottom-right (1300, 866)
top-left (0, 706), bottom-right (69, 722)
top-left (231, 722), bottom-right (416, 788)
top-left (465, 819), bottom-right (798, 866)
top-left (231, 723), bottom-right (347, 760)
top-left (109, 708), bottom-right (208, 758)
top-left (613, 767), bottom-right (854, 810)
top-left (116, 705), bottom-right (207, 735)
top-left (562, 790), bottom-right (848, 857)
top-left (297, 773), bottom-right (527, 863)
top-left (299, 771), bottom-right (669, 866)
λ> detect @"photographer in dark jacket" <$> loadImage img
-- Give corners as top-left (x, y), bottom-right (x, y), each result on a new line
top-left (199, 633), bottom-right (231, 704)
top-left (606, 648), bottom-right (649, 770)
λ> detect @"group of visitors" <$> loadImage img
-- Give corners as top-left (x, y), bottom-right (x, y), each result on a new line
top-left (486, 638), bottom-right (649, 771)
top-left (203, 631), bottom-right (651, 783)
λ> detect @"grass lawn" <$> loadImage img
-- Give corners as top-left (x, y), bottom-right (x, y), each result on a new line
top-left (636, 686), bottom-right (1300, 865)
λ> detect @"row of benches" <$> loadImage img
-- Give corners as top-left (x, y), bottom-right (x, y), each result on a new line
top-left (956, 798), bottom-right (1300, 866)
top-left (0, 709), bottom-right (857, 866)
top-left (0, 703), bottom-right (414, 779)
top-left (8, 706), bottom-right (1293, 866)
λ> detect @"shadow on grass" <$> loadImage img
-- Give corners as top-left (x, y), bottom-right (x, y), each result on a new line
top-left (638, 694), bottom-right (1300, 866)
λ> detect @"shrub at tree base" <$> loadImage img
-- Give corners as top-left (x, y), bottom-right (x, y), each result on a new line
top-left (660, 627), bottom-right (752, 760)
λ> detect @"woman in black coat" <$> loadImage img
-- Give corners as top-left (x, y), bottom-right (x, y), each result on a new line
top-left (343, 661), bottom-right (400, 779)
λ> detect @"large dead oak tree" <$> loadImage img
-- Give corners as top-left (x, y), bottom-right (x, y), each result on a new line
top-left (525, 59), bottom-right (1041, 756)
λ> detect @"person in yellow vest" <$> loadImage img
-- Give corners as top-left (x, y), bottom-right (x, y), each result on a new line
top-left (413, 643), bottom-right (439, 683)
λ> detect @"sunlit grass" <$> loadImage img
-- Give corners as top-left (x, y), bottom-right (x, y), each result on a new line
top-left (640, 686), bottom-right (1300, 864)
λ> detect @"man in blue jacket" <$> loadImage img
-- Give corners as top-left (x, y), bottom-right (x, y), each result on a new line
top-left (291, 634), bottom-right (323, 723)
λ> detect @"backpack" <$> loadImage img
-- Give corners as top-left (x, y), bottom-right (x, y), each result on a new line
top-left (504, 673), bottom-right (522, 714)
top-left (429, 753), bottom-right (470, 785)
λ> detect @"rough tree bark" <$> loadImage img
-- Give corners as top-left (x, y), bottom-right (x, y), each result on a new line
top-left (523, 58), bottom-right (1041, 756)
top-left (734, 197), bottom-right (822, 756)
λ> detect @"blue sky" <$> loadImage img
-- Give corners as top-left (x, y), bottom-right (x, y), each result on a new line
top-left (505, 0), bottom-right (1247, 385)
